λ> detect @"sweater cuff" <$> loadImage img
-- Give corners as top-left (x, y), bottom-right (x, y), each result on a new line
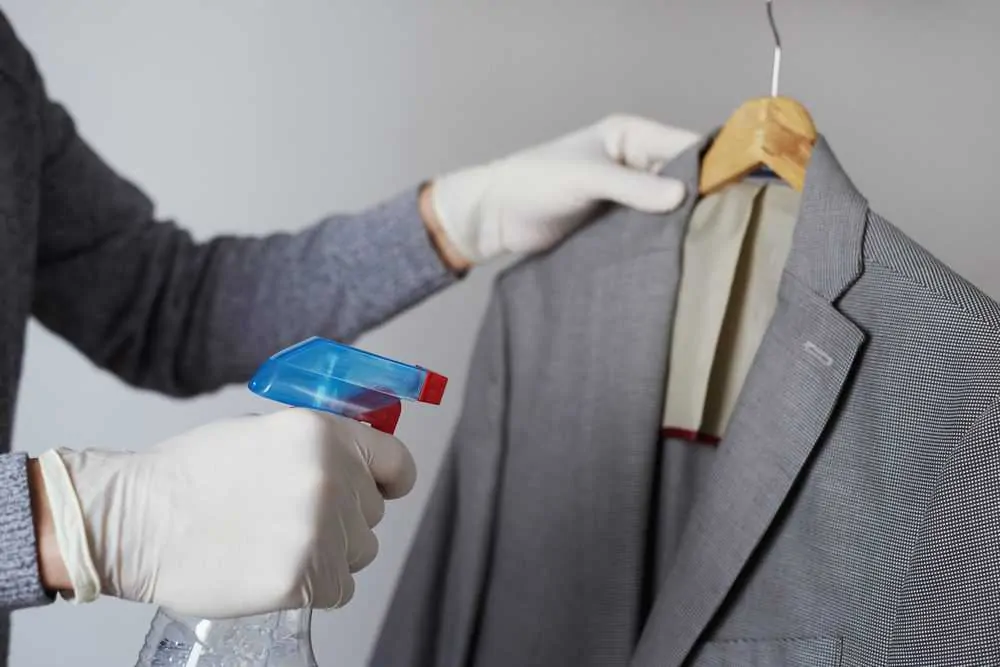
top-left (361, 187), bottom-right (461, 295)
top-left (0, 453), bottom-right (53, 610)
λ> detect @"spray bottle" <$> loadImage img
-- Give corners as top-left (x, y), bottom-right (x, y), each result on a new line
top-left (134, 337), bottom-right (447, 666)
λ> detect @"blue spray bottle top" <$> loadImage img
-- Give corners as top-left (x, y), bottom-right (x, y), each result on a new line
top-left (247, 336), bottom-right (448, 434)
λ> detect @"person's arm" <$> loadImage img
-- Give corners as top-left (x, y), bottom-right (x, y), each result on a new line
top-left (28, 77), bottom-right (695, 397)
top-left (0, 453), bottom-right (67, 611)
top-left (25, 458), bottom-right (70, 594)
top-left (30, 83), bottom-right (460, 395)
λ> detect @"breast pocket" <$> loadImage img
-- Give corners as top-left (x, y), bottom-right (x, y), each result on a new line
top-left (687, 636), bottom-right (844, 666)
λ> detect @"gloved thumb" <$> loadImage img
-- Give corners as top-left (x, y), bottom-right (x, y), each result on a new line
top-left (580, 162), bottom-right (688, 213)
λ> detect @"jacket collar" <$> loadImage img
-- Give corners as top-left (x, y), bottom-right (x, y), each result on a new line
top-left (660, 133), bottom-right (869, 302)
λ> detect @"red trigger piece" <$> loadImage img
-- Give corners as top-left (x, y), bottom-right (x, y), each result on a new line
top-left (360, 401), bottom-right (402, 434)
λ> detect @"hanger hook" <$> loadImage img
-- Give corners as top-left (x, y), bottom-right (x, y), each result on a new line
top-left (767, 0), bottom-right (781, 97)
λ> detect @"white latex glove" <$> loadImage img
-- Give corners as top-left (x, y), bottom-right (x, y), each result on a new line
top-left (36, 409), bottom-right (415, 618)
top-left (430, 114), bottom-right (699, 264)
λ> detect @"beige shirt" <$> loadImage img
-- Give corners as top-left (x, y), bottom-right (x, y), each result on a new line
top-left (662, 181), bottom-right (801, 442)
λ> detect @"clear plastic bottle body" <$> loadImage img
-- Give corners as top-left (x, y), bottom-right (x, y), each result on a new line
top-left (135, 608), bottom-right (317, 667)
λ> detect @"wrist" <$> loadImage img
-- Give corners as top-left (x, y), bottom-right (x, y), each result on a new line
top-left (27, 458), bottom-right (71, 594)
top-left (419, 182), bottom-right (472, 275)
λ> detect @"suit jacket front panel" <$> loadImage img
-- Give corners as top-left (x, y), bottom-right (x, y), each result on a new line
top-left (373, 137), bottom-right (1000, 667)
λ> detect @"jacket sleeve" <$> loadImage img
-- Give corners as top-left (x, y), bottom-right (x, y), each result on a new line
top-left (370, 290), bottom-right (509, 667)
top-left (25, 48), bottom-right (454, 396)
top-left (0, 453), bottom-right (51, 611)
top-left (887, 399), bottom-right (1000, 666)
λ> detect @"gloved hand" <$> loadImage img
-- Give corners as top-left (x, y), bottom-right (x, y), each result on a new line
top-left (428, 115), bottom-right (699, 265)
top-left (35, 409), bottom-right (415, 618)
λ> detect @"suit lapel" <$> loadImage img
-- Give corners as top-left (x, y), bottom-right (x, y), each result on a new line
top-left (631, 279), bottom-right (864, 667)
top-left (631, 137), bottom-right (871, 667)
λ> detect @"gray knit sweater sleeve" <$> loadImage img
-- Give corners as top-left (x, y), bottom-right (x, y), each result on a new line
top-left (21, 26), bottom-right (459, 395)
top-left (32, 90), bottom-right (457, 395)
top-left (0, 454), bottom-right (51, 610)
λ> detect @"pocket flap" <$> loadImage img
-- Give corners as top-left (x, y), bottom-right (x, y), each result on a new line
top-left (688, 636), bottom-right (843, 666)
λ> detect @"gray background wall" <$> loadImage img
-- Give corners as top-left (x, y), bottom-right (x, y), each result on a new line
top-left (3, 1), bottom-right (999, 665)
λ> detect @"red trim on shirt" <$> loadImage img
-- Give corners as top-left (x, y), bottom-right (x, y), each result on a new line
top-left (661, 427), bottom-right (721, 446)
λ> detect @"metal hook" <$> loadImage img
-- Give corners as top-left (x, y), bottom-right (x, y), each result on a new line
top-left (767, 0), bottom-right (781, 97)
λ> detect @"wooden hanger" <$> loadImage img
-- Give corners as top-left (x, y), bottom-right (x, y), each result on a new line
top-left (699, 0), bottom-right (816, 196)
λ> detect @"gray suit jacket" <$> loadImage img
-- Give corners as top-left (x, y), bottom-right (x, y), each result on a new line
top-left (373, 136), bottom-right (1000, 666)
top-left (0, 11), bottom-right (453, 664)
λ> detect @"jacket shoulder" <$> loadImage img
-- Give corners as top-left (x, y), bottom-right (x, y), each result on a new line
top-left (493, 204), bottom-right (648, 294)
top-left (863, 210), bottom-right (1000, 336)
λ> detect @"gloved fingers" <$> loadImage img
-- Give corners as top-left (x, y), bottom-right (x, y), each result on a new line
top-left (305, 410), bottom-right (414, 505)
top-left (599, 115), bottom-right (700, 172)
top-left (342, 497), bottom-right (380, 573)
top-left (349, 425), bottom-right (417, 500)
top-left (334, 438), bottom-right (387, 528)
top-left (572, 161), bottom-right (688, 213)
top-left (321, 566), bottom-right (355, 610)
top-left (351, 529), bottom-right (380, 573)
top-left (355, 473), bottom-right (386, 527)
top-left (334, 569), bottom-right (356, 609)
top-left (313, 509), bottom-right (358, 610)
